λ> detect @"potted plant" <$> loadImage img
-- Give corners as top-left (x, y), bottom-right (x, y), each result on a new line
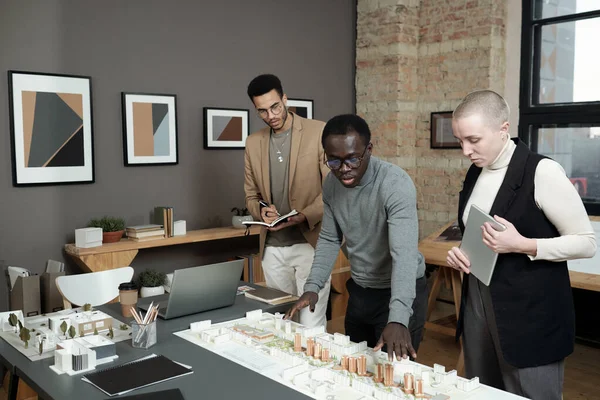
top-left (231, 207), bottom-right (252, 229)
top-left (88, 216), bottom-right (126, 243)
top-left (138, 268), bottom-right (167, 298)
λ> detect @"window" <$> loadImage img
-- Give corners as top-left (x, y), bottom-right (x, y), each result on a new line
top-left (520, 0), bottom-right (600, 214)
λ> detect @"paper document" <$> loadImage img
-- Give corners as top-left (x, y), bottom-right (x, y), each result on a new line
top-left (7, 266), bottom-right (30, 289)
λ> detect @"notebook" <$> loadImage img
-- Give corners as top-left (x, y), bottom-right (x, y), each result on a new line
top-left (116, 388), bottom-right (185, 400)
top-left (244, 286), bottom-right (293, 304)
top-left (241, 210), bottom-right (298, 227)
top-left (460, 204), bottom-right (506, 286)
top-left (82, 354), bottom-right (193, 397)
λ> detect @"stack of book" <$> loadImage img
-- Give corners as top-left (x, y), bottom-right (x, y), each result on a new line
top-left (153, 206), bottom-right (174, 237)
top-left (126, 225), bottom-right (165, 242)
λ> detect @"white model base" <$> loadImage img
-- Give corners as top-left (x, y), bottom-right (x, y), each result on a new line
top-left (174, 311), bottom-right (527, 400)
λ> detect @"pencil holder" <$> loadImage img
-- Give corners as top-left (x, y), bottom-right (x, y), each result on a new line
top-left (131, 321), bottom-right (157, 349)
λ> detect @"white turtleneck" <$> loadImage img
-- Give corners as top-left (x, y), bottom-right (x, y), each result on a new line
top-left (463, 138), bottom-right (597, 262)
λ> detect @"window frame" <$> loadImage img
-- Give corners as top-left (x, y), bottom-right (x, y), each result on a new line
top-left (519, 0), bottom-right (600, 215)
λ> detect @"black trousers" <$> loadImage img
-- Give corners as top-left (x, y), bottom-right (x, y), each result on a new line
top-left (344, 275), bottom-right (428, 351)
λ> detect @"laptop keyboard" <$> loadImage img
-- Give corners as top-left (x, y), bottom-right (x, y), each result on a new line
top-left (140, 300), bottom-right (168, 311)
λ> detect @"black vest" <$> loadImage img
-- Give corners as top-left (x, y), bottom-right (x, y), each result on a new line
top-left (456, 139), bottom-right (575, 368)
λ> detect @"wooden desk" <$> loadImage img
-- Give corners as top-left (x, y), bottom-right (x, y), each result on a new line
top-left (64, 226), bottom-right (352, 292)
top-left (419, 223), bottom-right (463, 337)
top-left (64, 226), bottom-right (261, 272)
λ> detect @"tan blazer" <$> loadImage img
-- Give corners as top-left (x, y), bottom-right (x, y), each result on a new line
top-left (244, 112), bottom-right (329, 257)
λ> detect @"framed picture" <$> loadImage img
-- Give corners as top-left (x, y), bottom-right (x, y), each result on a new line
top-left (121, 92), bottom-right (178, 166)
top-left (8, 71), bottom-right (95, 186)
top-left (430, 111), bottom-right (460, 149)
top-left (287, 98), bottom-right (313, 119)
top-left (203, 107), bottom-right (249, 149)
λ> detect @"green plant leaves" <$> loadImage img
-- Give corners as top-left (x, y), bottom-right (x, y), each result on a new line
top-left (138, 269), bottom-right (167, 287)
top-left (87, 216), bottom-right (126, 232)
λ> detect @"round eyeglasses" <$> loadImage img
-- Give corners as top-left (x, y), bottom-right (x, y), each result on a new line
top-left (257, 102), bottom-right (284, 119)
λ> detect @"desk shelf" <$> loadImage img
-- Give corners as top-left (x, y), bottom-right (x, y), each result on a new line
top-left (64, 226), bottom-right (261, 272)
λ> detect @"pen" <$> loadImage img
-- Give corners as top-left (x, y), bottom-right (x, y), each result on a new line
top-left (259, 200), bottom-right (281, 216)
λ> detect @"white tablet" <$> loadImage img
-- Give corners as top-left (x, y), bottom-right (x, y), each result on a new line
top-left (460, 204), bottom-right (506, 286)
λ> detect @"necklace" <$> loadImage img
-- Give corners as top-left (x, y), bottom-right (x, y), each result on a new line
top-left (271, 130), bottom-right (291, 163)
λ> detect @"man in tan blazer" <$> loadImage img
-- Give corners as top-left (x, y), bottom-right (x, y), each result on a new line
top-left (244, 74), bottom-right (331, 328)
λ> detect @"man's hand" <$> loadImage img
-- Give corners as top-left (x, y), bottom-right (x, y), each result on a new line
top-left (261, 205), bottom-right (280, 224)
top-left (284, 291), bottom-right (318, 320)
top-left (373, 322), bottom-right (416, 361)
top-left (446, 246), bottom-right (471, 273)
top-left (268, 213), bottom-right (307, 232)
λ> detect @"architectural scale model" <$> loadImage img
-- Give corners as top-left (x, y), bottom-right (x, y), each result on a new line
top-left (174, 310), bottom-right (494, 400)
top-left (50, 335), bottom-right (118, 375)
top-left (0, 308), bottom-right (130, 362)
top-left (0, 310), bottom-right (25, 332)
top-left (48, 309), bottom-right (113, 336)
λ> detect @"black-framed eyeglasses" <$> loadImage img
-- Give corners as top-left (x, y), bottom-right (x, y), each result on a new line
top-left (324, 144), bottom-right (371, 170)
top-left (256, 102), bottom-right (283, 118)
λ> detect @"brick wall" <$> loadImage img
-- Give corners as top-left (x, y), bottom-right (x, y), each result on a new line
top-left (356, 0), bottom-right (508, 238)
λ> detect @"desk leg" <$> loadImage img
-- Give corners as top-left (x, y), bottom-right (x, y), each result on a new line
top-left (442, 267), bottom-right (452, 290)
top-left (426, 268), bottom-right (444, 321)
top-left (425, 266), bottom-right (465, 375)
top-left (7, 371), bottom-right (18, 400)
top-left (68, 250), bottom-right (138, 272)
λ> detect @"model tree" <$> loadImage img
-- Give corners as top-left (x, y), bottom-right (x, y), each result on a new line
top-left (107, 326), bottom-right (114, 339)
top-left (68, 325), bottom-right (76, 339)
top-left (38, 337), bottom-right (44, 356)
top-left (93, 327), bottom-right (98, 335)
top-left (8, 313), bottom-right (18, 333)
top-left (60, 321), bottom-right (68, 338)
top-left (83, 303), bottom-right (92, 312)
top-left (19, 327), bottom-right (31, 348)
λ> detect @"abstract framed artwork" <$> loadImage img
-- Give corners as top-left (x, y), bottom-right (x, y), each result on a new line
top-left (430, 111), bottom-right (460, 149)
top-left (8, 71), bottom-right (95, 186)
top-left (203, 107), bottom-right (249, 149)
top-left (287, 98), bottom-right (313, 119)
top-left (121, 92), bottom-right (178, 166)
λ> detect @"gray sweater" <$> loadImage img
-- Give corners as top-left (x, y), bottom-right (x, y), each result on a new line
top-left (304, 156), bottom-right (425, 326)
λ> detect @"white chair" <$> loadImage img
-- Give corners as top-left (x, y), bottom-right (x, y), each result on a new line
top-left (56, 267), bottom-right (134, 309)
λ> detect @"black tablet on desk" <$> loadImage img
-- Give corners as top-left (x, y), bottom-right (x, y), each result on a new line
top-left (112, 388), bottom-right (185, 400)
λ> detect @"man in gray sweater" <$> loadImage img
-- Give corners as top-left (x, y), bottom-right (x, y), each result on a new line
top-left (286, 114), bottom-right (428, 360)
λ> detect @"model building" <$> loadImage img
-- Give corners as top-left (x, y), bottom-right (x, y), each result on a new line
top-left (176, 311), bottom-right (485, 399)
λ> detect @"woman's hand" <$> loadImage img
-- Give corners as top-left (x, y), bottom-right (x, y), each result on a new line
top-left (482, 216), bottom-right (537, 256)
top-left (447, 246), bottom-right (471, 273)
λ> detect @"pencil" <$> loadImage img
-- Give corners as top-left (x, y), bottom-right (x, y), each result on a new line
top-left (130, 307), bottom-right (143, 324)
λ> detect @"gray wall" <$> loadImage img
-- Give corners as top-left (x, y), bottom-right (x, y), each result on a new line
top-left (0, 0), bottom-right (356, 311)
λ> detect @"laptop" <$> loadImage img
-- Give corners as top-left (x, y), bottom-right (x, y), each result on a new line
top-left (138, 260), bottom-right (243, 319)
top-left (459, 204), bottom-right (506, 286)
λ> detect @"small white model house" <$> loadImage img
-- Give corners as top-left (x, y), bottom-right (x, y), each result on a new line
top-left (49, 310), bottom-right (113, 336)
top-left (50, 335), bottom-right (117, 375)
